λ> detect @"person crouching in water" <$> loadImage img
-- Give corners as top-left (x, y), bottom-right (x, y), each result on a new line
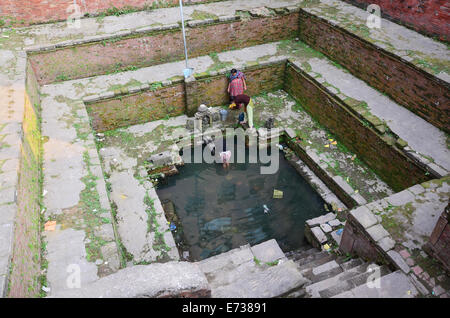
top-left (229, 94), bottom-right (254, 129)
top-left (219, 143), bottom-right (231, 169)
top-left (227, 69), bottom-right (247, 103)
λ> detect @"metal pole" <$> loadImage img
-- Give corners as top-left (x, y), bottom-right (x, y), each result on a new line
top-left (179, 0), bottom-right (189, 69)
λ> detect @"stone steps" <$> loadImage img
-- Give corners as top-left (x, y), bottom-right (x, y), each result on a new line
top-left (319, 265), bottom-right (391, 298)
top-left (306, 262), bottom-right (373, 298)
top-left (199, 239), bottom-right (308, 298)
top-left (332, 270), bottom-right (420, 298)
top-left (284, 247), bottom-right (423, 298)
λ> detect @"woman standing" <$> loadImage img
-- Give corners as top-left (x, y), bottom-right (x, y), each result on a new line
top-left (227, 69), bottom-right (247, 102)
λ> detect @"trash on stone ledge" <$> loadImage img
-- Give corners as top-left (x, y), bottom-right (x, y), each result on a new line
top-left (273, 189), bottom-right (283, 199)
top-left (336, 228), bottom-right (344, 235)
top-left (323, 244), bottom-right (331, 251)
top-left (44, 221), bottom-right (56, 232)
top-left (42, 286), bottom-right (51, 293)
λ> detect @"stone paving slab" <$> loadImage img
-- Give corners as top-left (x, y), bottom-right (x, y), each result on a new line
top-left (304, 0), bottom-right (449, 83)
top-left (38, 94), bottom-right (121, 295)
top-left (51, 261), bottom-right (210, 298)
top-left (251, 239), bottom-right (286, 264)
top-left (17, 0), bottom-right (299, 48)
top-left (211, 259), bottom-right (307, 298)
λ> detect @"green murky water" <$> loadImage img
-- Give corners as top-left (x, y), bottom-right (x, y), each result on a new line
top-left (156, 142), bottom-right (327, 261)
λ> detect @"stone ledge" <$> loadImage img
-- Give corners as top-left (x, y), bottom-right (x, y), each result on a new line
top-left (387, 250), bottom-right (411, 274)
top-left (251, 239), bottom-right (285, 264)
top-left (50, 261), bottom-right (210, 298)
top-left (350, 205), bottom-right (378, 229)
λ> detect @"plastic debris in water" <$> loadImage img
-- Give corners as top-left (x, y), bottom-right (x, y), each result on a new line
top-left (263, 205), bottom-right (270, 214)
top-left (169, 223), bottom-right (177, 231)
top-left (273, 189), bottom-right (283, 199)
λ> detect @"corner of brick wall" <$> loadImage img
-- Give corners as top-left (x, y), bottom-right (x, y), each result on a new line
top-left (423, 202), bottom-right (450, 273)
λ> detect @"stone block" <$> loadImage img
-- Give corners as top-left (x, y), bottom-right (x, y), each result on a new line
top-left (320, 223), bottom-right (332, 233)
top-left (386, 190), bottom-right (415, 206)
top-left (0, 187), bottom-right (15, 205)
top-left (387, 250), bottom-right (410, 274)
top-left (306, 212), bottom-right (336, 227)
top-left (101, 242), bottom-right (120, 273)
top-left (148, 151), bottom-right (172, 167)
top-left (52, 261), bottom-right (210, 298)
top-left (332, 176), bottom-right (354, 194)
top-left (350, 206), bottom-right (378, 229)
top-left (351, 192), bottom-right (367, 206)
top-left (251, 239), bottom-right (285, 263)
top-left (312, 260), bottom-right (340, 276)
top-left (82, 95), bottom-right (100, 103)
top-left (328, 219), bottom-right (341, 228)
top-left (409, 273), bottom-right (430, 296)
top-left (331, 229), bottom-right (343, 246)
top-left (378, 236), bottom-right (395, 252)
top-left (284, 128), bottom-right (296, 139)
top-left (249, 7), bottom-right (272, 18)
top-left (366, 224), bottom-right (390, 242)
top-left (407, 184), bottom-right (425, 195)
top-left (310, 227), bottom-right (327, 244)
top-left (219, 15), bottom-right (239, 22)
top-left (427, 163), bottom-right (448, 178)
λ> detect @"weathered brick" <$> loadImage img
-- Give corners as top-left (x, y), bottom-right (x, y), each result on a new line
top-left (298, 10), bottom-right (450, 133)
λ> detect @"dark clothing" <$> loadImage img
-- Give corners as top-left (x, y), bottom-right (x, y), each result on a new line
top-left (234, 94), bottom-right (251, 107)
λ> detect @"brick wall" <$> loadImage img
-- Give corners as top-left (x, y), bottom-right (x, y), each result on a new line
top-left (185, 61), bottom-right (286, 116)
top-left (87, 61), bottom-right (285, 132)
top-left (87, 83), bottom-right (185, 132)
top-left (298, 10), bottom-right (450, 134)
top-left (0, 0), bottom-right (213, 25)
top-left (284, 63), bottom-right (429, 192)
top-left (28, 13), bottom-right (299, 85)
top-left (8, 65), bottom-right (42, 297)
top-left (424, 202), bottom-right (450, 273)
top-left (339, 213), bottom-right (386, 263)
top-left (341, 0), bottom-right (450, 42)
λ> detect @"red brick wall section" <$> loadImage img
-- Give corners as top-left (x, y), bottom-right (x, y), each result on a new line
top-left (87, 83), bottom-right (185, 132)
top-left (339, 213), bottom-right (386, 263)
top-left (424, 202), bottom-right (450, 272)
top-left (185, 62), bottom-right (286, 116)
top-left (298, 10), bottom-right (450, 134)
top-left (341, 0), bottom-right (450, 42)
top-left (0, 0), bottom-right (213, 25)
top-left (284, 63), bottom-right (430, 192)
top-left (28, 13), bottom-right (299, 85)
